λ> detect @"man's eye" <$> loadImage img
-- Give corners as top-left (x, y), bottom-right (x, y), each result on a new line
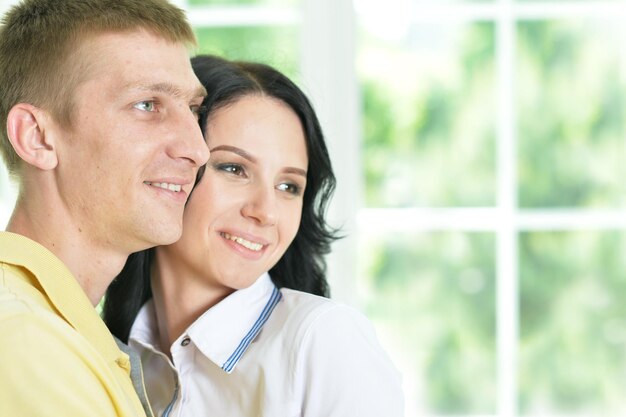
top-left (190, 105), bottom-right (206, 120)
top-left (134, 101), bottom-right (157, 112)
top-left (190, 105), bottom-right (205, 115)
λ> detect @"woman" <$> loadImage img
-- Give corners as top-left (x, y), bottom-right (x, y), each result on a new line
top-left (104, 55), bottom-right (403, 417)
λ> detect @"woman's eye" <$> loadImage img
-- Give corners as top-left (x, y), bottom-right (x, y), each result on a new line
top-left (217, 163), bottom-right (244, 176)
top-left (134, 101), bottom-right (157, 112)
top-left (277, 182), bottom-right (302, 196)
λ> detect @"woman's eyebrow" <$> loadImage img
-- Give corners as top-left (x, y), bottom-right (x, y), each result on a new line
top-left (284, 167), bottom-right (307, 178)
top-left (210, 145), bottom-right (255, 162)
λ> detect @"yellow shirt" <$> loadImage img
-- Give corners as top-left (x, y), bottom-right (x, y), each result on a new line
top-left (0, 231), bottom-right (147, 417)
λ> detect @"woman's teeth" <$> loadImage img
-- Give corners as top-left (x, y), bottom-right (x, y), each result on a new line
top-left (221, 232), bottom-right (263, 251)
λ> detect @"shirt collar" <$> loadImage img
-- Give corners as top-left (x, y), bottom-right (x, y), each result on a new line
top-left (130, 273), bottom-right (282, 374)
top-left (0, 231), bottom-right (130, 370)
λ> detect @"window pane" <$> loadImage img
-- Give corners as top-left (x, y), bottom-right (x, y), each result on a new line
top-left (520, 231), bottom-right (626, 415)
top-left (358, 21), bottom-right (496, 207)
top-left (0, 164), bottom-right (16, 228)
top-left (189, 0), bottom-right (296, 6)
top-left (356, 0), bottom-right (494, 10)
top-left (517, 20), bottom-right (626, 208)
top-left (359, 232), bottom-right (496, 414)
top-left (518, 0), bottom-right (610, 2)
top-left (195, 26), bottom-right (298, 80)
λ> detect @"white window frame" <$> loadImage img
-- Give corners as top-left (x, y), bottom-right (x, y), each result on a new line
top-left (351, 2), bottom-right (626, 417)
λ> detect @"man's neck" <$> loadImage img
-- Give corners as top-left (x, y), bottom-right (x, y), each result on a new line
top-left (7, 197), bottom-right (128, 306)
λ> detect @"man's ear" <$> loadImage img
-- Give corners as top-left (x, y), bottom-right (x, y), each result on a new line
top-left (6, 103), bottom-right (58, 170)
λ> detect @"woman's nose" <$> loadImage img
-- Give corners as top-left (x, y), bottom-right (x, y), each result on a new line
top-left (241, 187), bottom-right (278, 226)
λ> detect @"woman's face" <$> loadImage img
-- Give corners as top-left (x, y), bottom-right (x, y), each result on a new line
top-left (158, 94), bottom-right (308, 292)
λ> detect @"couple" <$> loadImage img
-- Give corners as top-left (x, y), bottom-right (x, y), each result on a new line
top-left (0, 0), bottom-right (403, 416)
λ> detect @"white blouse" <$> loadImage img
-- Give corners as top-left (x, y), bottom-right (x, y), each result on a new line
top-left (129, 273), bottom-right (404, 417)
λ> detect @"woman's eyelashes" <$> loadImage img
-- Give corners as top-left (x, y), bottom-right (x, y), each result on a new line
top-left (210, 160), bottom-right (305, 197)
top-left (214, 162), bottom-right (246, 177)
top-left (277, 182), bottom-right (303, 197)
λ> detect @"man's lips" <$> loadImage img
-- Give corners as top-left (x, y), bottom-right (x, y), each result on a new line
top-left (143, 181), bottom-right (182, 192)
top-left (143, 177), bottom-right (193, 202)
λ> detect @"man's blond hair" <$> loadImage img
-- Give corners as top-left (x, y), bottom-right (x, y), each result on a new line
top-left (0, 0), bottom-right (197, 175)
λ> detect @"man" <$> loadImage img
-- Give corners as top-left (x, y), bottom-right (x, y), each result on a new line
top-left (0, 0), bottom-right (209, 416)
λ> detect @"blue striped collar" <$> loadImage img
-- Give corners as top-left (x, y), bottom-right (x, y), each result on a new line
top-left (182, 273), bottom-right (281, 374)
top-left (220, 282), bottom-right (281, 373)
top-left (130, 273), bottom-right (282, 374)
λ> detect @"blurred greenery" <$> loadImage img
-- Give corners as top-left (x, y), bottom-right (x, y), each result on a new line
top-left (194, 26), bottom-right (298, 80)
top-left (0, 164), bottom-right (13, 228)
top-left (520, 231), bottom-right (626, 415)
top-left (357, 0), bottom-right (493, 6)
top-left (359, 232), bottom-right (496, 414)
top-left (359, 22), bottom-right (496, 208)
top-left (517, 20), bottom-right (626, 208)
top-left (358, 13), bottom-right (626, 417)
top-left (189, 0), bottom-right (295, 5)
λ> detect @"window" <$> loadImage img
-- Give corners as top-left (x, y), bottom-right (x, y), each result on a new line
top-left (354, 1), bottom-right (626, 416)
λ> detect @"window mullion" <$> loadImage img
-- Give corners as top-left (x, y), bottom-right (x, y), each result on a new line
top-left (300, 0), bottom-right (360, 306)
top-left (496, 0), bottom-right (518, 415)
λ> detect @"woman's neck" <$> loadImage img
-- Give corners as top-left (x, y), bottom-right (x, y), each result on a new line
top-left (150, 250), bottom-right (233, 356)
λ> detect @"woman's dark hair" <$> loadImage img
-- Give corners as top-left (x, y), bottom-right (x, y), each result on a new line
top-left (103, 55), bottom-right (339, 342)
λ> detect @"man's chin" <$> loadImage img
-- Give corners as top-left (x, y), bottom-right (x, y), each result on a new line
top-left (132, 224), bottom-right (183, 253)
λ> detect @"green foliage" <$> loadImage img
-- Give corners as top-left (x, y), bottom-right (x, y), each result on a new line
top-left (194, 26), bottom-right (298, 81)
top-left (519, 232), bottom-right (626, 414)
top-left (189, 0), bottom-right (295, 5)
top-left (517, 20), bottom-right (626, 208)
top-left (359, 22), bottom-right (496, 208)
top-left (360, 232), bottom-right (496, 413)
top-left (359, 16), bottom-right (626, 416)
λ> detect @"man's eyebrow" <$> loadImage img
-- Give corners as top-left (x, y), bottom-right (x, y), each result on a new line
top-left (136, 82), bottom-right (207, 99)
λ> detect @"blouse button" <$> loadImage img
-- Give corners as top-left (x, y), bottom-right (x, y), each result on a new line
top-left (181, 336), bottom-right (191, 346)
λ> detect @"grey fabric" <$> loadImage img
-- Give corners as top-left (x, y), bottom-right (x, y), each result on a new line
top-left (114, 336), bottom-right (155, 417)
